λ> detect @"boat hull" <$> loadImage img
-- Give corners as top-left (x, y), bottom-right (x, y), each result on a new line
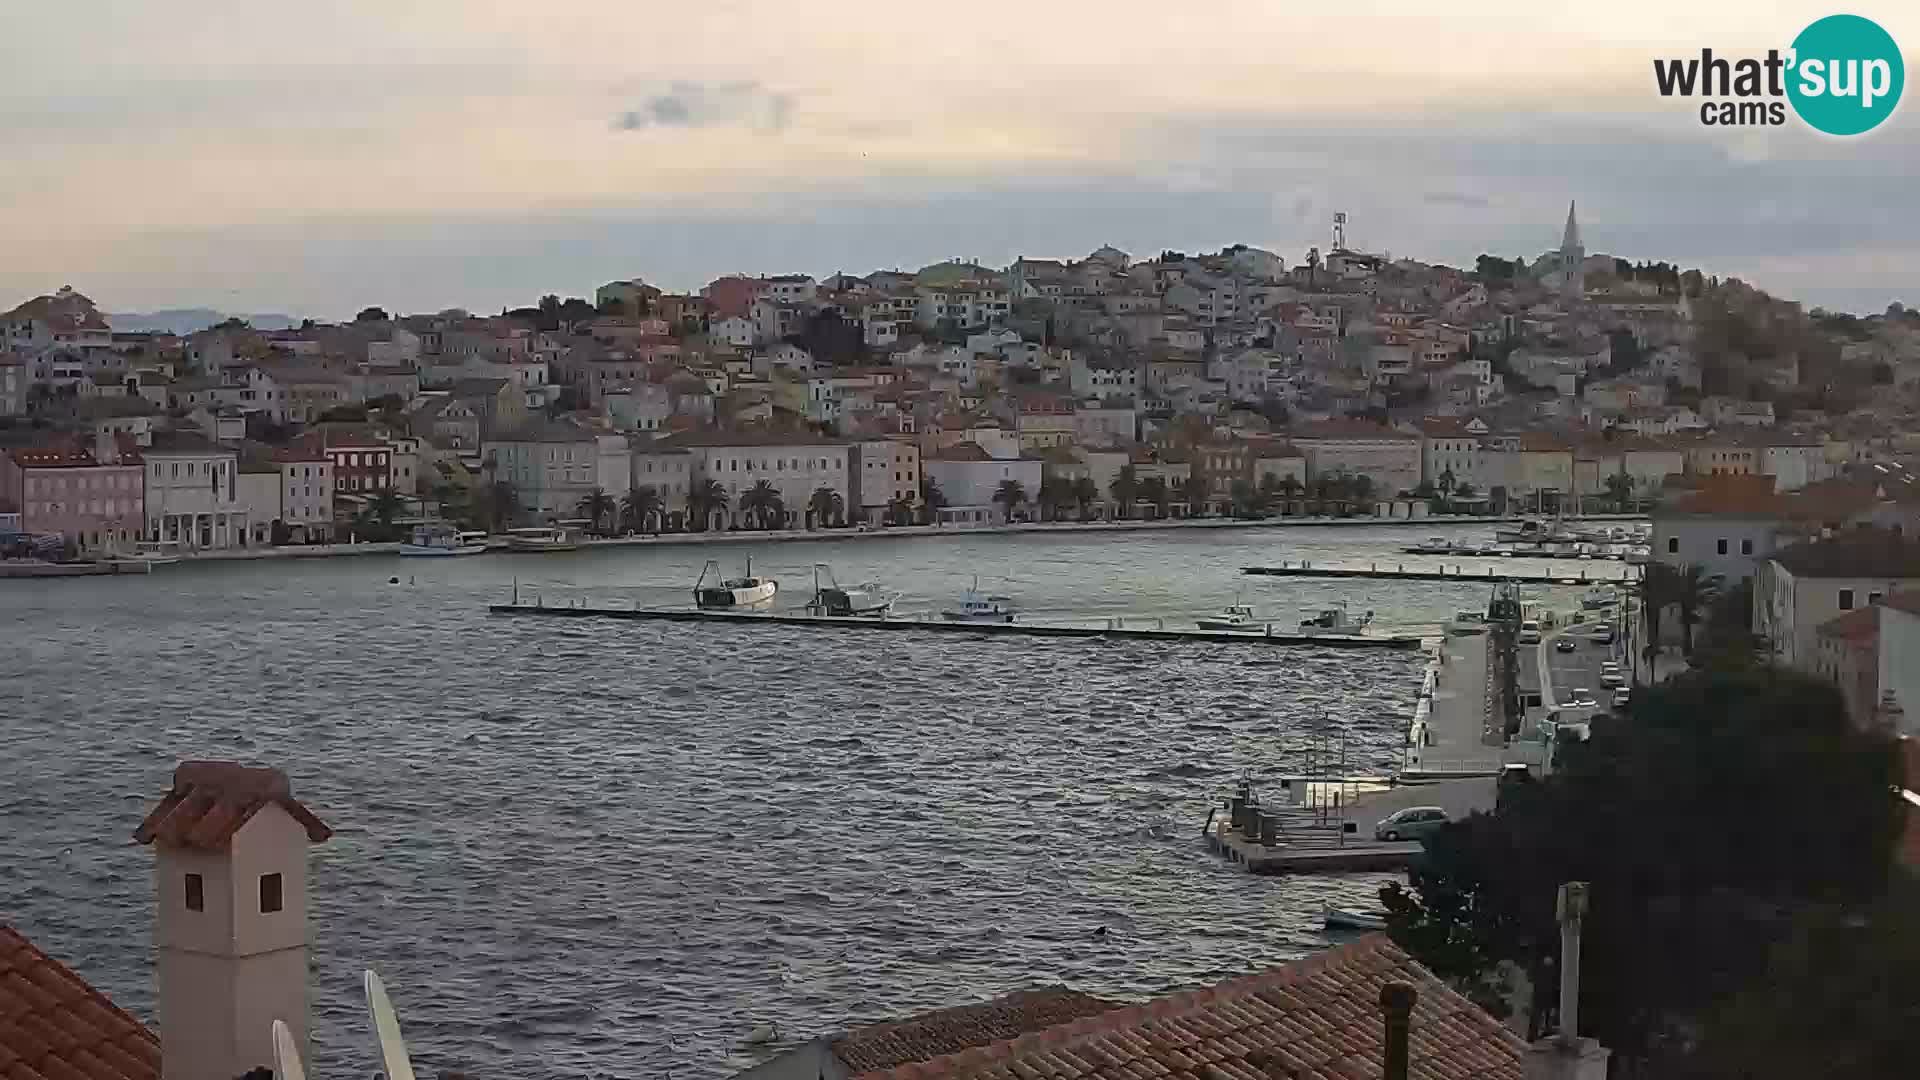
top-left (1195, 619), bottom-right (1263, 632)
top-left (506, 541), bottom-right (578, 553)
top-left (1323, 906), bottom-right (1389, 931)
top-left (942, 611), bottom-right (1014, 624)
top-left (399, 543), bottom-right (488, 556)
top-left (696, 582), bottom-right (778, 609)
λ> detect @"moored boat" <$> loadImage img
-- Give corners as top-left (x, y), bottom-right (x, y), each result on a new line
top-left (942, 576), bottom-right (1016, 623)
top-left (400, 524), bottom-right (489, 556)
top-left (1323, 905), bottom-right (1389, 931)
top-left (1298, 601), bottom-right (1375, 635)
top-left (804, 564), bottom-right (892, 617)
top-left (504, 525), bottom-right (578, 553)
top-left (695, 557), bottom-right (779, 610)
top-left (1444, 610), bottom-right (1487, 635)
top-left (1196, 603), bottom-right (1268, 632)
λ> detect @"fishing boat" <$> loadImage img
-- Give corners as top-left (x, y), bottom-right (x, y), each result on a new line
top-left (1401, 537), bottom-right (1454, 555)
top-left (1298, 601), bottom-right (1375, 635)
top-left (804, 564), bottom-right (893, 617)
top-left (400, 523), bottom-right (488, 556)
top-left (942, 576), bottom-right (1016, 623)
top-left (119, 540), bottom-right (182, 566)
top-left (1323, 905), bottom-right (1389, 932)
top-left (1196, 603), bottom-right (1268, 633)
top-left (503, 525), bottom-right (578, 553)
top-left (1444, 610), bottom-right (1487, 636)
top-left (694, 557), bottom-right (779, 610)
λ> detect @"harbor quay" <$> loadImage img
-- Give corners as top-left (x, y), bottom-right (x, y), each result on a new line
top-left (1243, 561), bottom-right (1639, 586)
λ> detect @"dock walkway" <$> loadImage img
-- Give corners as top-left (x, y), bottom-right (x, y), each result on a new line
top-left (486, 601), bottom-right (1425, 649)
top-left (1401, 633), bottom-right (1512, 779)
top-left (1243, 562), bottom-right (1638, 585)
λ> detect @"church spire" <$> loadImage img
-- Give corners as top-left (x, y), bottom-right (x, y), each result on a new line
top-left (1562, 200), bottom-right (1581, 252)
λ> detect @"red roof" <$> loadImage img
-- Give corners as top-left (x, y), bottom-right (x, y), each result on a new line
top-left (855, 935), bottom-right (1523, 1080)
top-left (133, 762), bottom-right (332, 852)
top-left (0, 926), bottom-right (159, 1080)
top-left (833, 990), bottom-right (1121, 1075)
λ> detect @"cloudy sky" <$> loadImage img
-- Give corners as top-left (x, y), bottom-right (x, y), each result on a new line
top-left (4, 1), bottom-right (1914, 318)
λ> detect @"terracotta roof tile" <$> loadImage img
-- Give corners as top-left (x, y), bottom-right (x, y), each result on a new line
top-left (854, 937), bottom-right (1521, 1080)
top-left (133, 761), bottom-right (331, 852)
top-left (0, 928), bottom-right (156, 1080)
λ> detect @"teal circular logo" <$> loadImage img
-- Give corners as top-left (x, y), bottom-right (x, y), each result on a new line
top-left (1787, 14), bottom-right (1903, 135)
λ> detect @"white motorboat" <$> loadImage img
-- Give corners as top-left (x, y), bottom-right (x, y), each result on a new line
top-left (1401, 537), bottom-right (1454, 555)
top-left (120, 540), bottom-right (182, 566)
top-left (1580, 586), bottom-right (1614, 610)
top-left (1298, 601), bottom-right (1375, 635)
top-left (942, 576), bottom-right (1016, 623)
top-left (1196, 603), bottom-right (1268, 633)
top-left (1444, 610), bottom-right (1487, 636)
top-left (504, 525), bottom-right (578, 553)
top-left (1323, 905), bottom-right (1389, 932)
top-left (695, 557), bottom-right (779, 610)
top-left (804, 564), bottom-right (893, 617)
top-left (400, 524), bottom-right (489, 556)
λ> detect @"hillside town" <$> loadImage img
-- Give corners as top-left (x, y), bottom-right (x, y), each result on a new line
top-left (3, 204), bottom-right (1918, 558)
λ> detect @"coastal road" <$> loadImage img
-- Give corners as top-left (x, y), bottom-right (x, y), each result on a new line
top-left (1540, 610), bottom-right (1629, 715)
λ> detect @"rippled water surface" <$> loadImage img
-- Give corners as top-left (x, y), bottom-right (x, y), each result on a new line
top-left (2, 523), bottom-right (1594, 1078)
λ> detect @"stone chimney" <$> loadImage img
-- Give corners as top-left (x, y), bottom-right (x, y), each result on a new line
top-left (1525, 882), bottom-right (1610, 1080)
top-left (1379, 981), bottom-right (1416, 1080)
top-left (134, 762), bottom-right (333, 1080)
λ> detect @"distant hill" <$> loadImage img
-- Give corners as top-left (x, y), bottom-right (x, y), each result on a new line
top-left (107, 309), bottom-right (298, 335)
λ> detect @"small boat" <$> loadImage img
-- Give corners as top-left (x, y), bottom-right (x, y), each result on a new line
top-left (1580, 586), bottom-right (1614, 610)
top-left (400, 524), bottom-right (488, 556)
top-left (120, 540), bottom-right (182, 566)
top-left (1323, 905), bottom-right (1389, 932)
top-left (1624, 549), bottom-right (1650, 565)
top-left (695, 557), bottom-right (778, 610)
top-left (943, 576), bottom-right (1016, 623)
top-left (1494, 518), bottom-right (1546, 543)
top-left (1402, 537), bottom-right (1453, 555)
top-left (1196, 603), bottom-right (1268, 633)
top-left (804, 564), bottom-right (892, 617)
top-left (1444, 610), bottom-right (1487, 635)
top-left (1298, 601), bottom-right (1375, 635)
top-left (504, 525), bottom-right (578, 553)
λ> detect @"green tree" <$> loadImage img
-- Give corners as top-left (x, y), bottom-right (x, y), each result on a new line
top-left (1138, 475), bottom-right (1169, 518)
top-left (689, 478), bottom-right (728, 531)
top-left (1454, 480), bottom-right (1478, 502)
top-left (1349, 473), bottom-right (1376, 509)
top-left (1178, 474), bottom-right (1209, 516)
top-left (485, 480), bottom-right (519, 531)
top-left (1382, 665), bottom-right (1905, 1069)
top-left (1229, 478), bottom-right (1255, 516)
top-left (885, 494), bottom-right (916, 526)
top-left (1070, 476), bottom-right (1099, 521)
top-left (807, 485), bottom-right (843, 529)
top-left (993, 479), bottom-right (1027, 522)
top-left (919, 476), bottom-right (947, 524)
top-left (369, 489), bottom-right (403, 527)
top-left (1674, 563), bottom-right (1716, 655)
top-left (1603, 471), bottom-right (1636, 511)
top-left (355, 306), bottom-right (390, 323)
top-left (621, 485), bottom-right (663, 534)
top-left (575, 487), bottom-right (616, 535)
top-left (1108, 465), bottom-right (1137, 519)
top-left (1036, 476), bottom-right (1070, 522)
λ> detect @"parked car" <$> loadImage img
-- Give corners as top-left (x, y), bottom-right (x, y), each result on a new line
top-left (1374, 806), bottom-right (1450, 842)
top-left (1589, 625), bottom-right (1615, 644)
top-left (1555, 637), bottom-right (1577, 653)
top-left (1519, 620), bottom-right (1542, 645)
top-left (1600, 672), bottom-right (1626, 688)
top-left (1567, 688), bottom-right (1598, 708)
top-left (1612, 687), bottom-right (1632, 708)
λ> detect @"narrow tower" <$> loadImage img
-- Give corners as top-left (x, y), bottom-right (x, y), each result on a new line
top-left (1558, 201), bottom-right (1585, 297)
top-left (135, 762), bottom-right (332, 1080)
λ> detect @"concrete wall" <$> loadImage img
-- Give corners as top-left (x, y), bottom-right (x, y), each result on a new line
top-left (1879, 605), bottom-right (1920, 735)
top-left (1651, 515), bottom-right (1779, 583)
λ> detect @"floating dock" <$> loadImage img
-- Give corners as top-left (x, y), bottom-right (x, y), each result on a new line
top-left (486, 602), bottom-right (1425, 649)
top-left (0, 560), bottom-right (153, 578)
top-left (1242, 562), bottom-right (1637, 586)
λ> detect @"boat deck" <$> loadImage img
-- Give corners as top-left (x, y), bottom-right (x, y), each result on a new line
top-left (1203, 805), bottom-right (1425, 874)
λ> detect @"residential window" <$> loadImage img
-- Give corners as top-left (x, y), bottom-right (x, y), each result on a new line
top-left (1839, 589), bottom-right (1855, 611)
top-left (184, 873), bottom-right (204, 911)
top-left (1666, 537), bottom-right (1679, 554)
top-left (1716, 538), bottom-right (1728, 555)
top-left (1741, 539), bottom-right (1753, 555)
top-left (1870, 592), bottom-right (1884, 606)
top-left (259, 872), bottom-right (283, 913)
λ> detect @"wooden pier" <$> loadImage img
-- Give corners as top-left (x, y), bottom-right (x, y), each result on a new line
top-left (1242, 562), bottom-right (1638, 586)
top-left (486, 602), bottom-right (1425, 649)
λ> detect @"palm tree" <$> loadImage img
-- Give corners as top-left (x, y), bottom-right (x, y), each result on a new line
top-left (690, 478), bottom-right (728, 531)
top-left (993, 479), bottom-right (1028, 522)
top-left (1454, 481), bottom-right (1478, 505)
top-left (1138, 476), bottom-right (1169, 519)
top-left (1640, 561), bottom-right (1675, 658)
top-left (919, 476), bottom-right (947, 524)
top-left (621, 485), bottom-right (663, 534)
top-left (1178, 474), bottom-right (1209, 516)
top-left (1349, 474), bottom-right (1377, 511)
top-left (576, 487), bottom-right (616, 535)
top-left (808, 485), bottom-right (843, 529)
top-left (741, 480), bottom-right (784, 530)
top-left (1674, 563), bottom-right (1715, 656)
top-left (369, 489), bottom-right (404, 528)
top-left (1071, 476), bottom-right (1099, 521)
top-left (1437, 467), bottom-right (1457, 504)
top-left (1108, 465), bottom-right (1137, 520)
top-left (1276, 475), bottom-right (1303, 514)
top-left (1604, 472), bottom-right (1636, 512)
top-left (1229, 478), bottom-right (1255, 517)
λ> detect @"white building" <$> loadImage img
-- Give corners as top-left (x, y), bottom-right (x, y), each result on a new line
top-left (923, 442), bottom-right (1042, 524)
top-left (850, 438), bottom-right (921, 522)
top-left (143, 433), bottom-right (249, 549)
top-left (483, 420), bottom-right (631, 520)
top-left (1289, 420), bottom-right (1422, 495)
top-left (1755, 528), bottom-right (1920, 671)
top-left (671, 431), bottom-right (852, 530)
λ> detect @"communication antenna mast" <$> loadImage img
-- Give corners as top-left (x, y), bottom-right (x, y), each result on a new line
top-left (1332, 212), bottom-right (1348, 252)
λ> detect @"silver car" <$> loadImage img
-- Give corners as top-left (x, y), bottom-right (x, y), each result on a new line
top-left (1374, 806), bottom-right (1449, 842)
